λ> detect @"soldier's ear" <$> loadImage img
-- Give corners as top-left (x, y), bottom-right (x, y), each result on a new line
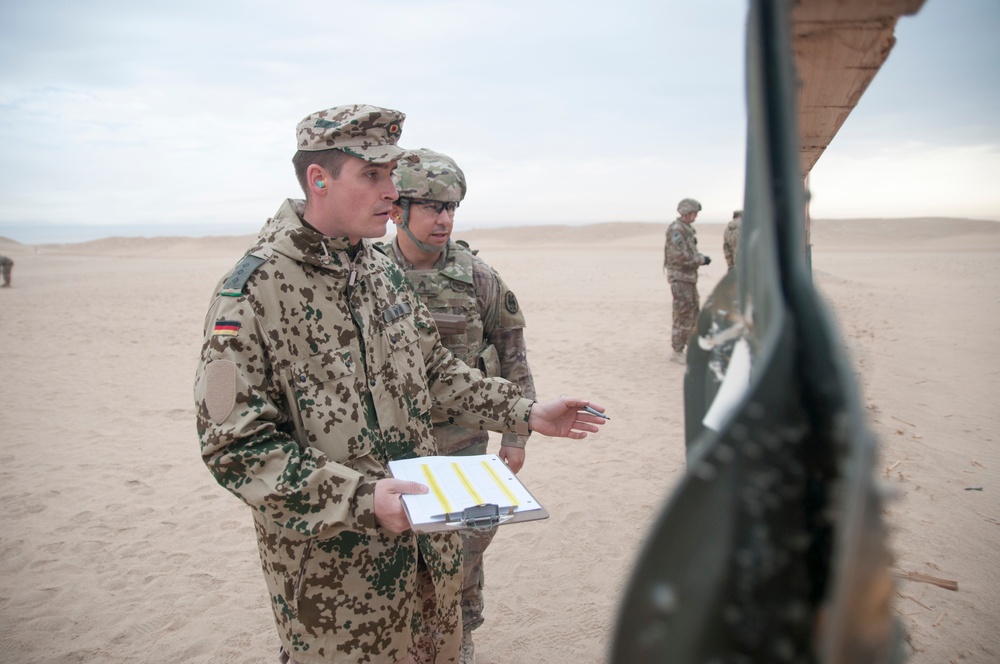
top-left (306, 164), bottom-right (329, 195)
top-left (390, 204), bottom-right (403, 224)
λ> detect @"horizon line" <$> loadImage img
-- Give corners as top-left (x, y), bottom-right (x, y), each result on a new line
top-left (2, 216), bottom-right (998, 246)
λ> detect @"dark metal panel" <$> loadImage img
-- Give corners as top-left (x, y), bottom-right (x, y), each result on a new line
top-left (611, 1), bottom-right (907, 661)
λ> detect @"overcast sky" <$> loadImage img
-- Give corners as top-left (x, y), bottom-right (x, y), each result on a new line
top-left (1, 0), bottom-right (997, 242)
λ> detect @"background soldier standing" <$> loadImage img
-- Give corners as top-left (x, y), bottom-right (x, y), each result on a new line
top-left (193, 104), bottom-right (606, 664)
top-left (0, 255), bottom-right (13, 287)
top-left (724, 209), bottom-right (743, 270)
top-left (663, 198), bottom-right (710, 363)
top-left (386, 149), bottom-right (536, 664)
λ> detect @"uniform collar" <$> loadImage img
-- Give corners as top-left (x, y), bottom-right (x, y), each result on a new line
top-left (390, 236), bottom-right (450, 271)
top-left (261, 198), bottom-right (369, 275)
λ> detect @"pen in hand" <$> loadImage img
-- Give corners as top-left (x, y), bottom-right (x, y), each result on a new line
top-left (582, 405), bottom-right (610, 420)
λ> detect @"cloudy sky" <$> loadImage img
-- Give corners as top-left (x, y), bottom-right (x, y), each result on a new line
top-left (1, 0), bottom-right (997, 242)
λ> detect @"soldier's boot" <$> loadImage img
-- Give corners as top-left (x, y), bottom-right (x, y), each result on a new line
top-left (670, 350), bottom-right (686, 365)
top-left (459, 630), bottom-right (476, 664)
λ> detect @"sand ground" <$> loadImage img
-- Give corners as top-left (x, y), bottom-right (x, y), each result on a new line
top-left (0, 218), bottom-right (997, 663)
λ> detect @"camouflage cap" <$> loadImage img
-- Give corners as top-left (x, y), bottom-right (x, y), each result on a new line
top-left (295, 104), bottom-right (417, 163)
top-left (393, 148), bottom-right (467, 202)
top-left (677, 198), bottom-right (702, 214)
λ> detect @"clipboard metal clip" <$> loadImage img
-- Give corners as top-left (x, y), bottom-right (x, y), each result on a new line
top-left (447, 503), bottom-right (505, 530)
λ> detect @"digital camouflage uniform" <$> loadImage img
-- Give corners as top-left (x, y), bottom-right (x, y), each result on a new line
top-left (194, 198), bottom-right (534, 664)
top-left (664, 218), bottom-right (707, 353)
top-left (723, 215), bottom-right (742, 270)
top-left (387, 237), bottom-right (536, 633)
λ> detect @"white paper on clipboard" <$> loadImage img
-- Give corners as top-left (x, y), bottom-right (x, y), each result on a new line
top-left (388, 454), bottom-right (545, 531)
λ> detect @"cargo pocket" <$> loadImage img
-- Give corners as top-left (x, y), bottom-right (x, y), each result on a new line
top-left (287, 347), bottom-right (366, 462)
top-left (476, 344), bottom-right (501, 377)
top-left (374, 316), bottom-right (432, 425)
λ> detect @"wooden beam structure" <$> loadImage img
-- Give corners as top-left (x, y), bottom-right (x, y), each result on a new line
top-left (792, 0), bottom-right (925, 176)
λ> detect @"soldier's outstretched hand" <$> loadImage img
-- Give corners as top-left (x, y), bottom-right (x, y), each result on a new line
top-left (527, 396), bottom-right (608, 439)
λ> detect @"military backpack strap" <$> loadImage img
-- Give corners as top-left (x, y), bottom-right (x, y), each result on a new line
top-left (219, 251), bottom-right (268, 297)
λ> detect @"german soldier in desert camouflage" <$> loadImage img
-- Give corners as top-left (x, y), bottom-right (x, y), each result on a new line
top-left (664, 197), bottom-right (711, 364)
top-left (385, 149), bottom-right (535, 664)
top-left (193, 104), bottom-right (607, 664)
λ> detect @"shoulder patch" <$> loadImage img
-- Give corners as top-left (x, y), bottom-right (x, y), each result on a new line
top-left (204, 360), bottom-right (237, 424)
top-left (505, 291), bottom-right (519, 314)
top-left (219, 253), bottom-right (267, 297)
top-left (212, 320), bottom-right (241, 337)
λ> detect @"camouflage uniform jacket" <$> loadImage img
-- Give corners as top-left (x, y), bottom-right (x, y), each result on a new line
top-left (194, 199), bottom-right (533, 663)
top-left (723, 218), bottom-right (741, 270)
top-left (387, 238), bottom-right (537, 454)
top-left (664, 218), bottom-right (704, 284)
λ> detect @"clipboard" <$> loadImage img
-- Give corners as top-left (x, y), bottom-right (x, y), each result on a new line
top-left (387, 454), bottom-right (549, 534)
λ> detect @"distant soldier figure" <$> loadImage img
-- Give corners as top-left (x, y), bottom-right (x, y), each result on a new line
top-left (386, 148), bottom-right (537, 664)
top-left (724, 210), bottom-right (743, 270)
top-left (0, 255), bottom-right (13, 287)
top-left (664, 198), bottom-right (710, 363)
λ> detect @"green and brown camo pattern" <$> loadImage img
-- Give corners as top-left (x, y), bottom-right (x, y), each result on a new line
top-left (296, 103), bottom-right (419, 164)
top-left (194, 198), bottom-right (531, 662)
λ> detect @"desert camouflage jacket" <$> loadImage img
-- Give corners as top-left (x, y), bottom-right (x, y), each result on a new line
top-left (387, 238), bottom-right (536, 453)
top-left (193, 199), bottom-right (532, 662)
top-left (664, 218), bottom-right (705, 283)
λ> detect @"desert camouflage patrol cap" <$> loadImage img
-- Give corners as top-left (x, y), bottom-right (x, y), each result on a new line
top-left (393, 148), bottom-right (467, 202)
top-left (677, 198), bottom-right (702, 214)
top-left (295, 104), bottom-right (418, 163)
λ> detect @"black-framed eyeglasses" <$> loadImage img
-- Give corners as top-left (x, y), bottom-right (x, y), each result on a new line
top-left (410, 199), bottom-right (459, 216)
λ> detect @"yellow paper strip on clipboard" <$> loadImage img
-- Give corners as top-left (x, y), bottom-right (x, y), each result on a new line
top-left (481, 460), bottom-right (520, 507)
top-left (451, 462), bottom-right (485, 505)
top-left (421, 464), bottom-right (452, 514)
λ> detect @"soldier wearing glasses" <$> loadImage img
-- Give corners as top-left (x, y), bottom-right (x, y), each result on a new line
top-left (386, 149), bottom-right (536, 664)
top-left (194, 107), bottom-right (603, 664)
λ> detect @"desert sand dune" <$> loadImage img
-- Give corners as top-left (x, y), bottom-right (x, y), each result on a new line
top-left (0, 218), bottom-right (996, 663)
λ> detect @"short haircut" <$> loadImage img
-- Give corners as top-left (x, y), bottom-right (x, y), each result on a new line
top-left (292, 149), bottom-right (353, 195)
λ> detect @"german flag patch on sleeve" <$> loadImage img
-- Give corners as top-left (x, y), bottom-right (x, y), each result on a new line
top-left (213, 320), bottom-right (241, 337)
